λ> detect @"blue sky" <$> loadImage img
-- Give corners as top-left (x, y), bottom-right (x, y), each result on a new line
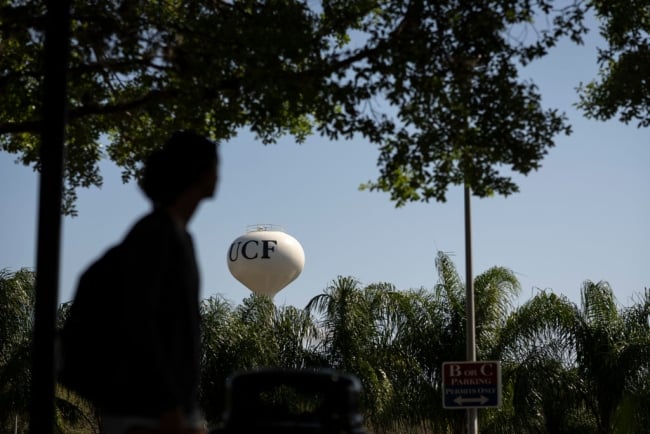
top-left (1, 20), bottom-right (648, 311)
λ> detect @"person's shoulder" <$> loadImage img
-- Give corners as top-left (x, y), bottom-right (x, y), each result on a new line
top-left (125, 210), bottom-right (175, 241)
top-left (135, 209), bottom-right (175, 229)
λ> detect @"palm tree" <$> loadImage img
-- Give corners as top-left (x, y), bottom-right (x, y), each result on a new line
top-left (306, 276), bottom-right (373, 372)
top-left (433, 252), bottom-right (521, 433)
top-left (305, 253), bottom-right (522, 434)
top-left (306, 276), bottom-right (396, 428)
top-left (199, 294), bottom-right (278, 424)
top-left (496, 282), bottom-right (650, 433)
top-left (618, 288), bottom-right (650, 432)
top-left (494, 291), bottom-right (593, 433)
top-left (365, 285), bottom-right (450, 433)
top-left (473, 266), bottom-right (520, 355)
top-left (271, 304), bottom-right (322, 369)
top-left (1, 268), bottom-right (98, 433)
top-left (199, 295), bottom-right (237, 423)
top-left (199, 293), bottom-right (322, 426)
top-left (576, 281), bottom-right (650, 434)
top-left (0, 268), bottom-right (35, 433)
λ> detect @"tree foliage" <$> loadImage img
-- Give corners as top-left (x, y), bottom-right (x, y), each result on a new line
top-left (0, 268), bottom-right (34, 433)
top-left (0, 269), bottom-right (99, 434)
top-left (496, 283), bottom-right (650, 434)
top-left (199, 294), bottom-right (322, 423)
top-left (0, 0), bottom-right (590, 213)
top-left (2, 262), bottom-right (649, 432)
top-left (577, 0), bottom-right (650, 127)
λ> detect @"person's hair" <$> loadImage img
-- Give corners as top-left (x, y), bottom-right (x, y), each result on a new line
top-left (140, 130), bottom-right (218, 206)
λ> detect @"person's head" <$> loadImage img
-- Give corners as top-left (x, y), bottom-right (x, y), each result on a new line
top-left (140, 130), bottom-right (219, 207)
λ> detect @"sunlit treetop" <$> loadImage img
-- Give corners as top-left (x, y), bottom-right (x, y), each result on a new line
top-left (577, 0), bottom-right (650, 127)
top-left (0, 0), bottom-right (592, 214)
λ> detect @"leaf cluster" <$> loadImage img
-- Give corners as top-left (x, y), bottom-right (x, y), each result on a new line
top-left (0, 0), bottom-right (591, 213)
top-left (577, 0), bottom-right (650, 127)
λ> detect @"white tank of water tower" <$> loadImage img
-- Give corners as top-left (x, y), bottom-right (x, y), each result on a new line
top-left (227, 225), bottom-right (305, 297)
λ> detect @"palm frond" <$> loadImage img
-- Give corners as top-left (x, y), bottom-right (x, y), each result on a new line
top-left (581, 280), bottom-right (619, 328)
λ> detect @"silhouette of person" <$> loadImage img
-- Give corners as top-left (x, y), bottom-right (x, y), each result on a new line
top-left (100, 131), bottom-right (219, 434)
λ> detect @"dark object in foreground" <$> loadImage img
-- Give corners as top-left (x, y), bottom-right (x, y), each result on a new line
top-left (212, 368), bottom-right (369, 434)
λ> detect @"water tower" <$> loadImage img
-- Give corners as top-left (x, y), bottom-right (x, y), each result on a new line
top-left (227, 225), bottom-right (305, 297)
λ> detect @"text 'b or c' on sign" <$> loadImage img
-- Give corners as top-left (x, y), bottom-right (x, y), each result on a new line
top-left (442, 361), bottom-right (502, 409)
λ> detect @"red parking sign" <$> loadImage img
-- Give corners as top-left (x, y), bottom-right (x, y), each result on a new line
top-left (442, 361), bottom-right (501, 409)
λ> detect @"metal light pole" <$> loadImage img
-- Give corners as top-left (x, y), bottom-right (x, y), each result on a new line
top-left (29, 1), bottom-right (71, 432)
top-left (464, 185), bottom-right (478, 434)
